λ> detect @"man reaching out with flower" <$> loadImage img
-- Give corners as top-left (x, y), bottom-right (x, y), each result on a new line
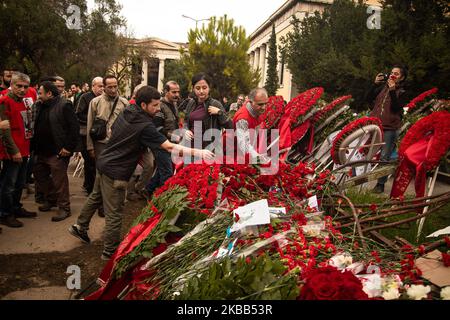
top-left (70, 86), bottom-right (214, 260)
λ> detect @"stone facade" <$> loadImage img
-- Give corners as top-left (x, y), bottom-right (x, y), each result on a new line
top-left (248, 0), bottom-right (381, 100)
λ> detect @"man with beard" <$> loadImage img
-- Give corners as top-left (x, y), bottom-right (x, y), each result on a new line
top-left (0, 69), bottom-right (14, 93)
top-left (70, 86), bottom-right (213, 260)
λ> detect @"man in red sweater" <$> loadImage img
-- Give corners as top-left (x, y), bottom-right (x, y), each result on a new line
top-left (0, 72), bottom-right (37, 228)
top-left (232, 88), bottom-right (268, 162)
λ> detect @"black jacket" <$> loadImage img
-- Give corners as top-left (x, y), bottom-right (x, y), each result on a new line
top-left (183, 97), bottom-right (233, 132)
top-left (32, 96), bottom-right (80, 154)
top-left (367, 83), bottom-right (408, 131)
top-left (97, 105), bottom-right (166, 181)
top-left (75, 91), bottom-right (96, 134)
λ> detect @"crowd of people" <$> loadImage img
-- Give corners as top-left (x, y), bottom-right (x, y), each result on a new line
top-left (0, 68), bottom-right (262, 260)
top-left (0, 64), bottom-right (407, 259)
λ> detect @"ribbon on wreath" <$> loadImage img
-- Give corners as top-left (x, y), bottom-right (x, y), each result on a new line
top-left (85, 214), bottom-right (163, 300)
top-left (390, 111), bottom-right (450, 200)
top-left (257, 111), bottom-right (292, 162)
top-left (390, 135), bottom-right (432, 199)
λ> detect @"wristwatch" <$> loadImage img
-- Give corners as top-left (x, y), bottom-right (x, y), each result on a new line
top-left (218, 110), bottom-right (224, 116)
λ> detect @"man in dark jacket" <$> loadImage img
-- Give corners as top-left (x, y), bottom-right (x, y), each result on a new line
top-left (75, 76), bottom-right (104, 194)
top-left (32, 81), bottom-right (80, 222)
top-left (145, 81), bottom-right (181, 197)
top-left (70, 86), bottom-right (213, 260)
top-left (367, 65), bottom-right (409, 193)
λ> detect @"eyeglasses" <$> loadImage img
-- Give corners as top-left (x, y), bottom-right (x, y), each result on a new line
top-left (15, 84), bottom-right (29, 89)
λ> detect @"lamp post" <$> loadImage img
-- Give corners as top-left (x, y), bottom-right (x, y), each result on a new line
top-left (182, 14), bottom-right (211, 29)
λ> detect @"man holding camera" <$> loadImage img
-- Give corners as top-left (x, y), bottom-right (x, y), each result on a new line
top-left (367, 65), bottom-right (409, 194)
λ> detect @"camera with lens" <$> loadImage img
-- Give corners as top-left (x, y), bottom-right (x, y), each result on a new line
top-left (381, 73), bottom-right (389, 81)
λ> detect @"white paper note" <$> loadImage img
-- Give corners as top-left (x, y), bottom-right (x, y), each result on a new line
top-left (231, 199), bottom-right (270, 232)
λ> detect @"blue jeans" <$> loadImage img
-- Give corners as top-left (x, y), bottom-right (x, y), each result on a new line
top-left (378, 130), bottom-right (399, 186)
top-left (0, 158), bottom-right (29, 217)
top-left (146, 149), bottom-right (173, 196)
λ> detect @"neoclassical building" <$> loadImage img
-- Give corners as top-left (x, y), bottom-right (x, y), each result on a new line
top-left (136, 37), bottom-right (187, 92)
top-left (248, 0), bottom-right (381, 100)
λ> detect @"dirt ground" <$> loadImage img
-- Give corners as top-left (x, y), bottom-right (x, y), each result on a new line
top-left (0, 199), bottom-right (146, 299)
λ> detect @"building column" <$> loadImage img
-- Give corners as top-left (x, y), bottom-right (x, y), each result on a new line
top-left (157, 58), bottom-right (165, 93)
top-left (264, 45), bottom-right (270, 86)
top-left (254, 48), bottom-right (260, 72)
top-left (141, 58), bottom-right (148, 85)
top-left (259, 44), bottom-right (267, 87)
top-left (249, 51), bottom-right (255, 70)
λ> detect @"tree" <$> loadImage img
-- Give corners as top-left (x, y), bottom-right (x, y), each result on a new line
top-left (264, 24), bottom-right (279, 96)
top-left (281, 0), bottom-right (450, 110)
top-left (108, 37), bottom-right (155, 94)
top-left (162, 59), bottom-right (190, 98)
top-left (181, 15), bottom-right (260, 99)
top-left (0, 0), bottom-right (126, 85)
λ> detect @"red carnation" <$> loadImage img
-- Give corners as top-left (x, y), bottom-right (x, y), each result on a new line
top-left (299, 266), bottom-right (368, 300)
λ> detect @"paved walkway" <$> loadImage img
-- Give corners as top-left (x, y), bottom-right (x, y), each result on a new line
top-left (0, 164), bottom-right (105, 255)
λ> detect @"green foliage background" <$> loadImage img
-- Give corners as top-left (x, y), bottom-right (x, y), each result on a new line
top-left (281, 0), bottom-right (450, 110)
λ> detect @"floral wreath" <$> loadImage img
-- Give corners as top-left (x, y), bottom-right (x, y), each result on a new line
top-left (260, 96), bottom-right (285, 129)
top-left (331, 117), bottom-right (383, 165)
top-left (291, 121), bottom-right (311, 144)
top-left (404, 88), bottom-right (438, 113)
top-left (312, 95), bottom-right (352, 126)
top-left (399, 111), bottom-right (450, 171)
top-left (287, 87), bottom-right (324, 128)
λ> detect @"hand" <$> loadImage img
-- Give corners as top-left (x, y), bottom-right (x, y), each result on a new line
top-left (387, 79), bottom-right (396, 91)
top-left (0, 120), bottom-right (10, 130)
top-left (208, 106), bottom-right (221, 115)
top-left (198, 149), bottom-right (215, 161)
top-left (375, 73), bottom-right (385, 84)
top-left (59, 148), bottom-right (71, 158)
top-left (184, 130), bottom-right (194, 141)
top-left (88, 150), bottom-right (95, 158)
top-left (171, 134), bottom-right (182, 144)
top-left (12, 152), bottom-right (22, 163)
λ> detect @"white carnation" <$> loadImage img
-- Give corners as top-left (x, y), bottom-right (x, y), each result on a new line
top-left (382, 287), bottom-right (401, 300)
top-left (407, 285), bottom-right (431, 300)
top-left (441, 287), bottom-right (450, 300)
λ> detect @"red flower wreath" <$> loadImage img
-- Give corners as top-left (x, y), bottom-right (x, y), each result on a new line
top-left (398, 111), bottom-right (450, 171)
top-left (287, 87), bottom-right (324, 128)
top-left (331, 117), bottom-right (383, 165)
top-left (312, 95), bottom-right (352, 125)
top-left (291, 121), bottom-right (311, 143)
top-left (260, 95), bottom-right (285, 129)
top-left (405, 88), bottom-right (438, 111)
top-left (299, 266), bottom-right (369, 300)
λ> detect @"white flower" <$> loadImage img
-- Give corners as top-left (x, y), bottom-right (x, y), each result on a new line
top-left (407, 285), bottom-right (431, 300)
top-left (360, 274), bottom-right (382, 298)
top-left (382, 287), bottom-right (401, 300)
top-left (441, 287), bottom-right (450, 300)
top-left (329, 253), bottom-right (353, 269)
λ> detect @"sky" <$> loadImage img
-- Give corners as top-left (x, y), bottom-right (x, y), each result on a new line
top-left (103, 0), bottom-right (287, 42)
